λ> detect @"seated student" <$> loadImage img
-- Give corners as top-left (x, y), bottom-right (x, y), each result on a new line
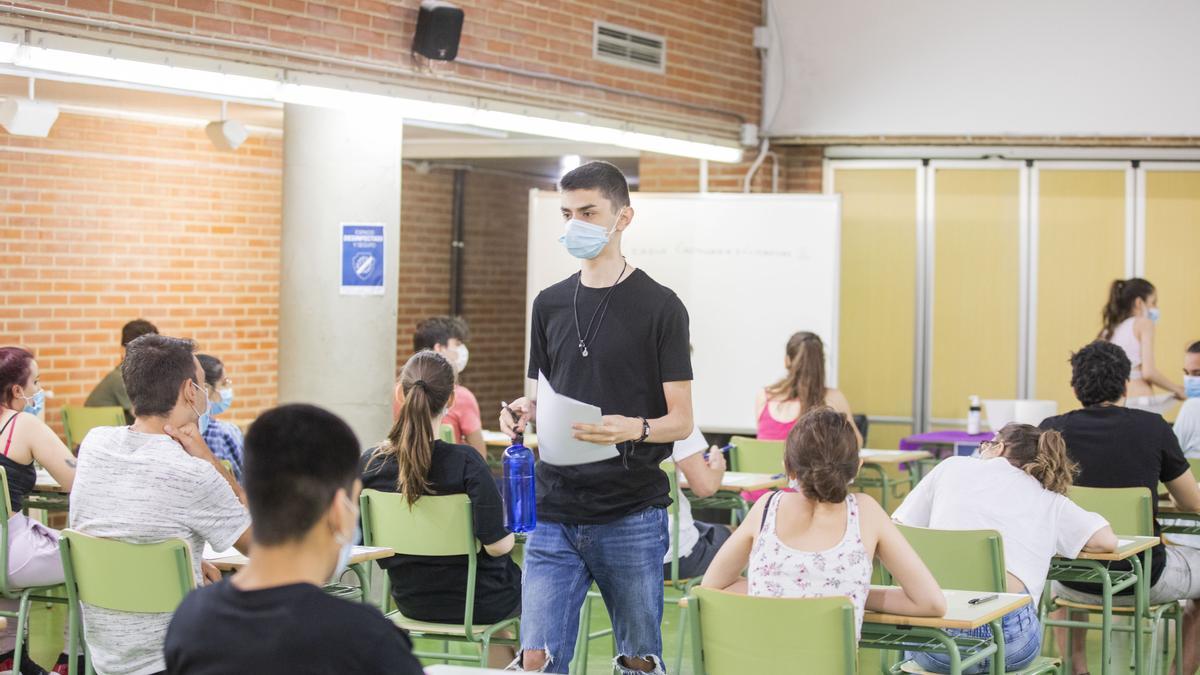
top-left (0, 348), bottom-right (79, 674)
top-left (1039, 341), bottom-right (1200, 675)
top-left (164, 404), bottom-right (424, 674)
top-left (1173, 339), bottom-right (1200, 457)
top-left (665, 426), bottom-right (731, 580)
top-left (413, 316), bottom-right (486, 458)
top-left (196, 354), bottom-right (244, 482)
top-left (756, 332), bottom-right (861, 445)
top-left (85, 319), bottom-right (158, 425)
top-left (360, 350), bottom-right (520, 667)
top-left (701, 408), bottom-right (945, 636)
top-left (72, 334), bottom-right (251, 675)
top-left (893, 423), bottom-right (1117, 674)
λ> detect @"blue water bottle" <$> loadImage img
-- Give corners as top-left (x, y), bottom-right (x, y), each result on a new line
top-left (502, 432), bottom-right (537, 533)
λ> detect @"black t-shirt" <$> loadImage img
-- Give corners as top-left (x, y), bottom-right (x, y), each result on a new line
top-left (1040, 405), bottom-right (1191, 591)
top-left (359, 441), bottom-right (522, 624)
top-left (164, 579), bottom-right (422, 675)
top-left (528, 268), bottom-right (693, 524)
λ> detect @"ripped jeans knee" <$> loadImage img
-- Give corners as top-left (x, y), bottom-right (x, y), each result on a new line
top-left (508, 648), bottom-right (552, 672)
top-left (614, 654), bottom-right (666, 675)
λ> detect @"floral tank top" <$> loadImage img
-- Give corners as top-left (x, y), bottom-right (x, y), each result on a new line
top-left (748, 491), bottom-right (872, 636)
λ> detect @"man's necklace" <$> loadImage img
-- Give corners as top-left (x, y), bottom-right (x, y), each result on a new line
top-left (572, 259), bottom-right (628, 358)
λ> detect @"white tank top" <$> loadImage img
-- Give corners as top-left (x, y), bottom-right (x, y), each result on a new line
top-left (1109, 317), bottom-right (1143, 379)
top-left (748, 491), bottom-right (872, 636)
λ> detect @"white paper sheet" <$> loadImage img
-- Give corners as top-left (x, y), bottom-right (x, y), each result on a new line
top-left (202, 543), bottom-right (239, 560)
top-left (535, 372), bottom-right (619, 466)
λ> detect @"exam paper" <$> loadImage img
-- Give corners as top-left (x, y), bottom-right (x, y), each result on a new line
top-left (535, 372), bottom-right (619, 466)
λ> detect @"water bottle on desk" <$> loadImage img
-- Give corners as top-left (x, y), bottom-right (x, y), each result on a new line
top-left (966, 395), bottom-right (982, 435)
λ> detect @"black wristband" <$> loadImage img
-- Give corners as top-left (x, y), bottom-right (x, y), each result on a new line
top-left (636, 417), bottom-right (650, 444)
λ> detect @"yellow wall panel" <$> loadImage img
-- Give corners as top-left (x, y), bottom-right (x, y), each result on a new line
top-left (931, 169), bottom-right (1021, 420)
top-left (834, 169), bottom-right (917, 435)
top-left (1035, 170), bottom-right (1126, 412)
top-left (1144, 171), bottom-right (1200, 393)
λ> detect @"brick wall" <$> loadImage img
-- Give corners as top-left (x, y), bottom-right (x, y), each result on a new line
top-left (396, 165), bottom-right (553, 419)
top-left (0, 112), bottom-right (283, 437)
top-left (8, 0), bottom-right (761, 139)
top-left (639, 145), bottom-right (824, 193)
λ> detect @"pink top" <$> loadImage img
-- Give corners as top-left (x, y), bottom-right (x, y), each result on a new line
top-left (442, 385), bottom-right (482, 445)
top-left (757, 402), bottom-right (799, 441)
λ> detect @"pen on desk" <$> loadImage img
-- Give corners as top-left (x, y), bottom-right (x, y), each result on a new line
top-left (967, 594), bottom-right (998, 605)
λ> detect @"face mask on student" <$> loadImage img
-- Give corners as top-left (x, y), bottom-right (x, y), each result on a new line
top-left (1148, 307), bottom-right (1161, 323)
top-left (210, 387), bottom-right (234, 416)
top-left (189, 380), bottom-right (212, 434)
top-left (331, 494), bottom-right (360, 582)
top-left (21, 389), bottom-right (45, 417)
top-left (453, 344), bottom-right (469, 374)
top-left (1185, 375), bottom-right (1200, 399)
top-left (559, 208), bottom-right (624, 260)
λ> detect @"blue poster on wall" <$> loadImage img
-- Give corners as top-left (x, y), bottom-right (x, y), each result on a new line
top-left (340, 223), bottom-right (385, 296)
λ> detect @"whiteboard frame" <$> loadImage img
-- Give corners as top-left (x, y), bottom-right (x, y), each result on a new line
top-left (524, 189), bottom-right (843, 435)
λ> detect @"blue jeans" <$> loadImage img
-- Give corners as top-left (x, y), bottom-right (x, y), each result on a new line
top-left (907, 599), bottom-right (1041, 674)
top-left (519, 507), bottom-right (668, 674)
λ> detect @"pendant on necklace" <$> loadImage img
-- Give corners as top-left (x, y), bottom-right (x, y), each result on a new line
top-left (582, 347), bottom-right (589, 357)
top-left (579, 340), bottom-right (589, 357)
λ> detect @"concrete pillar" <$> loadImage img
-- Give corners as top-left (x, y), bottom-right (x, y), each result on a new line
top-left (279, 104), bottom-right (401, 447)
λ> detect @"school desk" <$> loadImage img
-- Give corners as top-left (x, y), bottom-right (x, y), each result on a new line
top-left (205, 545), bottom-right (394, 603)
top-left (1159, 494), bottom-right (1200, 536)
top-left (858, 449), bottom-right (933, 511)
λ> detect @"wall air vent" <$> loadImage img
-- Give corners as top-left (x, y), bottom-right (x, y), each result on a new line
top-left (593, 21), bottom-right (666, 73)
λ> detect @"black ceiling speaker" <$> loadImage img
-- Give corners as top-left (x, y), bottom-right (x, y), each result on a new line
top-left (413, 0), bottom-right (464, 61)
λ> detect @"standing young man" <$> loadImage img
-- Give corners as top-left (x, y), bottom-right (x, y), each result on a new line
top-left (500, 161), bottom-right (693, 673)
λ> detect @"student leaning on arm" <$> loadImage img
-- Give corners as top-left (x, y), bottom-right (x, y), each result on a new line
top-left (892, 424), bottom-right (1117, 674)
top-left (700, 408), bottom-right (945, 636)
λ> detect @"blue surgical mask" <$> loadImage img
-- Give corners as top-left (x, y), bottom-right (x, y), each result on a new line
top-left (331, 495), bottom-right (360, 582)
top-left (559, 209), bottom-right (623, 260)
top-left (21, 389), bottom-right (44, 417)
top-left (188, 380), bottom-right (211, 434)
top-left (209, 388), bottom-right (234, 416)
top-left (1185, 375), bottom-right (1200, 399)
top-left (1148, 307), bottom-right (1161, 323)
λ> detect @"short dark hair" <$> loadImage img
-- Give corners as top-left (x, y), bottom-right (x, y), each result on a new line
top-left (243, 404), bottom-right (360, 546)
top-left (413, 316), bottom-right (469, 352)
top-left (1069, 341), bottom-right (1130, 407)
top-left (121, 319), bottom-right (159, 347)
top-left (1187, 340), bottom-right (1200, 355)
top-left (196, 354), bottom-right (224, 388)
top-left (559, 160), bottom-right (630, 212)
top-left (122, 335), bottom-right (198, 417)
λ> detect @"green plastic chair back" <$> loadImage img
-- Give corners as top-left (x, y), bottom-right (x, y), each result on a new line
top-left (0, 468), bottom-right (17, 594)
top-left (689, 587), bottom-right (857, 675)
top-left (58, 530), bottom-right (194, 612)
top-left (1189, 457), bottom-right (1200, 480)
top-left (729, 436), bottom-right (784, 474)
top-left (895, 525), bottom-right (1006, 593)
top-left (360, 490), bottom-right (477, 556)
top-left (440, 424), bottom-right (456, 443)
top-left (62, 406), bottom-right (125, 451)
top-left (1067, 486), bottom-right (1154, 536)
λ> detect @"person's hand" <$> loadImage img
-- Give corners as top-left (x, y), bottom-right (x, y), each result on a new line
top-left (201, 561), bottom-right (222, 585)
top-left (706, 445), bottom-right (727, 474)
top-left (500, 398), bottom-right (536, 439)
top-left (573, 415), bottom-right (641, 445)
top-left (164, 422), bottom-right (216, 461)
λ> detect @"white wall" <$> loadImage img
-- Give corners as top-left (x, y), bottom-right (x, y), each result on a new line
top-left (763, 0), bottom-right (1200, 138)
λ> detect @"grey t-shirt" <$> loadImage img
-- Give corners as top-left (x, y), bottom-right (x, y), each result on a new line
top-left (71, 426), bottom-right (250, 675)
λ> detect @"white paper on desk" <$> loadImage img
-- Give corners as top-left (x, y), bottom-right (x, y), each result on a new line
top-left (202, 543), bottom-right (239, 560)
top-left (535, 372), bottom-right (619, 466)
top-left (1117, 538), bottom-right (1135, 548)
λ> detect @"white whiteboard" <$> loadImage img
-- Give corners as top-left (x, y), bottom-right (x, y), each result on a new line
top-left (525, 191), bottom-right (841, 434)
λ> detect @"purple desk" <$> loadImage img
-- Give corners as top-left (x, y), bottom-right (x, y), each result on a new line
top-left (899, 430), bottom-right (995, 457)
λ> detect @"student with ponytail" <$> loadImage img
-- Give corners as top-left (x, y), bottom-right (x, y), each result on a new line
top-left (756, 332), bottom-right (861, 445)
top-left (702, 408), bottom-right (945, 637)
top-left (893, 424), bottom-right (1117, 673)
top-left (1100, 277), bottom-right (1185, 402)
top-left (360, 350), bottom-right (521, 667)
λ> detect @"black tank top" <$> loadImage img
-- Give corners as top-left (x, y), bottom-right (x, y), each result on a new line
top-left (0, 414), bottom-right (36, 513)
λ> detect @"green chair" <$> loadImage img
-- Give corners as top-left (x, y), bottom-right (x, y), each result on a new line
top-left (728, 436), bottom-right (784, 474)
top-left (58, 530), bottom-right (195, 675)
top-left (687, 587), bottom-right (857, 674)
top-left (359, 490), bottom-right (519, 667)
top-left (1045, 486), bottom-right (1180, 675)
top-left (889, 525), bottom-right (1060, 674)
top-left (0, 469), bottom-right (73, 673)
top-left (61, 406), bottom-right (125, 452)
top-left (440, 425), bottom-right (456, 443)
top-left (1189, 457), bottom-right (1200, 480)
